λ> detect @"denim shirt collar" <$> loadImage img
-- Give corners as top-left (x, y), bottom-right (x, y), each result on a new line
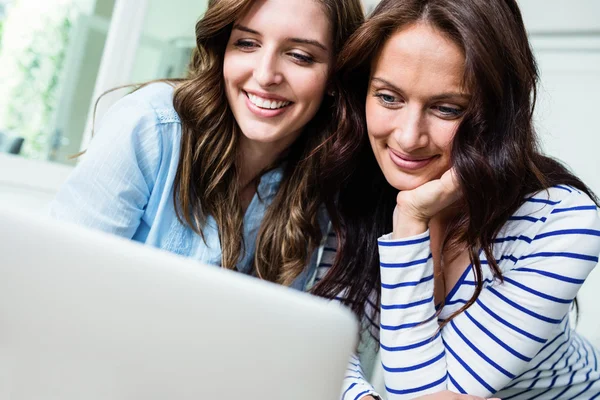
top-left (192, 162), bottom-right (324, 291)
top-left (235, 165), bottom-right (284, 275)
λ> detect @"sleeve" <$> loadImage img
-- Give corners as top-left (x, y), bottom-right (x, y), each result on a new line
top-left (316, 230), bottom-right (382, 400)
top-left (378, 190), bottom-right (600, 399)
top-left (342, 353), bottom-right (381, 400)
top-left (49, 96), bottom-right (163, 239)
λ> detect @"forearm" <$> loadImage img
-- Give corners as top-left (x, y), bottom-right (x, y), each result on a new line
top-left (341, 354), bottom-right (380, 400)
top-left (378, 231), bottom-right (449, 398)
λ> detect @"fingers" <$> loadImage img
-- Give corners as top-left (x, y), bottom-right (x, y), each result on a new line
top-left (452, 393), bottom-right (501, 400)
top-left (393, 167), bottom-right (463, 226)
top-left (449, 393), bottom-right (501, 400)
top-left (413, 390), bottom-right (500, 400)
top-left (440, 168), bottom-right (462, 201)
top-left (449, 394), bottom-right (485, 400)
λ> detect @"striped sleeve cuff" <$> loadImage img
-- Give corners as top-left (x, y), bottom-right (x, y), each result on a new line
top-left (378, 230), bottom-right (430, 246)
top-left (341, 380), bottom-right (380, 400)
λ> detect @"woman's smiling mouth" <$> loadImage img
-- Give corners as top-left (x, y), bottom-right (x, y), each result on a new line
top-left (242, 90), bottom-right (294, 118)
top-left (388, 147), bottom-right (438, 170)
top-left (246, 92), bottom-right (292, 109)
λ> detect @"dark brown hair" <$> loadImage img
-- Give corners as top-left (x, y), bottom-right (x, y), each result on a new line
top-left (313, 0), bottom-right (598, 328)
top-left (172, 0), bottom-right (364, 285)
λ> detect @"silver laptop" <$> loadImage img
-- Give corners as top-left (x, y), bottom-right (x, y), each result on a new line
top-left (0, 209), bottom-right (357, 400)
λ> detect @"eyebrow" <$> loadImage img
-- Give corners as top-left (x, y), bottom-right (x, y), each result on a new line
top-left (371, 77), bottom-right (471, 101)
top-left (287, 37), bottom-right (328, 51)
top-left (232, 24), bottom-right (328, 52)
top-left (233, 24), bottom-right (260, 35)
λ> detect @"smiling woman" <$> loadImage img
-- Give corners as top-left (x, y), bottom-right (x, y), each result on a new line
top-left (49, 0), bottom-right (362, 289)
top-left (365, 23), bottom-right (469, 191)
top-left (314, 0), bottom-right (600, 399)
top-left (222, 0), bottom-right (333, 199)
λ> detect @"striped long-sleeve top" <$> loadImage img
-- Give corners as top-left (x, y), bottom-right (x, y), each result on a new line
top-left (318, 186), bottom-right (600, 400)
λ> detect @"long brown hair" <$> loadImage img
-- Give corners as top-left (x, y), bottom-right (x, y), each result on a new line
top-left (314, 0), bottom-right (598, 327)
top-left (172, 0), bottom-right (364, 285)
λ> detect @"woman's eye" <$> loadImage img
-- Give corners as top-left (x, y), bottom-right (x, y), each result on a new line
top-left (289, 52), bottom-right (315, 64)
top-left (234, 40), bottom-right (257, 49)
top-left (375, 93), bottom-right (399, 105)
top-left (434, 105), bottom-right (463, 117)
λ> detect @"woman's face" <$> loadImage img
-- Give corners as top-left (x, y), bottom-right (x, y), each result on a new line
top-left (366, 22), bottom-right (470, 191)
top-left (223, 0), bottom-right (333, 155)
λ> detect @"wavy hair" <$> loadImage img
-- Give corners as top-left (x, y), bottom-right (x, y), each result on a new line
top-left (313, 0), bottom-right (598, 326)
top-left (172, 0), bottom-right (364, 285)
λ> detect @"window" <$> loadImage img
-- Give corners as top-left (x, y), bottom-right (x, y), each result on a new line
top-left (0, 0), bottom-right (206, 165)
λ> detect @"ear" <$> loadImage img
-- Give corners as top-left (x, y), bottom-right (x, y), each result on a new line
top-left (326, 80), bottom-right (337, 97)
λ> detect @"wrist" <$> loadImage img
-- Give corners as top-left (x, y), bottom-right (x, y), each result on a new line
top-left (392, 211), bottom-right (428, 239)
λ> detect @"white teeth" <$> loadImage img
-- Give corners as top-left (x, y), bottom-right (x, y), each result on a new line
top-left (247, 93), bottom-right (290, 110)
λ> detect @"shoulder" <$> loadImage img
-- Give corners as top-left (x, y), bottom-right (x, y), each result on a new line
top-left (314, 228), bottom-right (338, 284)
top-left (100, 82), bottom-right (181, 132)
top-left (510, 185), bottom-right (599, 228)
top-left (498, 185), bottom-right (600, 264)
top-left (92, 82), bottom-right (184, 154)
top-left (120, 82), bottom-right (181, 125)
top-left (82, 83), bottom-right (185, 188)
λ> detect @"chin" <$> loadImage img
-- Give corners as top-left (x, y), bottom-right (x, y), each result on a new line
top-left (239, 124), bottom-right (282, 143)
top-left (390, 180), bottom-right (426, 192)
top-left (381, 160), bottom-right (451, 191)
top-left (384, 171), bottom-right (437, 192)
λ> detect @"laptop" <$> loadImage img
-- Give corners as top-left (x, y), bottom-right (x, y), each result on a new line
top-left (0, 209), bottom-right (357, 400)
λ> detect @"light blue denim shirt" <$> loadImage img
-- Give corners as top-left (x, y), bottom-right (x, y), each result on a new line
top-left (50, 82), bottom-right (326, 290)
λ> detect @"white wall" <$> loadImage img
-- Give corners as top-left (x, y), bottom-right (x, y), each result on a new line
top-left (521, 0), bottom-right (600, 347)
top-left (519, 0), bottom-right (600, 32)
top-left (522, 0), bottom-right (600, 196)
top-left (361, 0), bottom-right (379, 13)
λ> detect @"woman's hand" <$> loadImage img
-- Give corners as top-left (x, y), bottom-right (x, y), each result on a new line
top-left (393, 169), bottom-right (462, 239)
top-left (414, 391), bottom-right (501, 400)
top-left (360, 392), bottom-right (500, 400)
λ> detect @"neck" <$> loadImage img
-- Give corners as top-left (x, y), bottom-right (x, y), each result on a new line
top-left (237, 136), bottom-right (287, 189)
top-left (428, 201), bottom-right (466, 256)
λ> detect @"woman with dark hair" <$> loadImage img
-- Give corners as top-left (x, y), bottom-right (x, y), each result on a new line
top-left (314, 0), bottom-right (600, 398)
top-left (49, 0), bottom-right (364, 289)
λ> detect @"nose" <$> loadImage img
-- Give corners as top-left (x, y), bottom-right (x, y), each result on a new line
top-left (253, 50), bottom-right (283, 87)
top-left (393, 105), bottom-right (428, 152)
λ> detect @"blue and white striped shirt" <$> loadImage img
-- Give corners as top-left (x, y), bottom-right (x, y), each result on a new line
top-left (319, 186), bottom-right (600, 399)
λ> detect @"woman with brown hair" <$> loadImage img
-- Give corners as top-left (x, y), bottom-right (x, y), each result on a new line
top-left (315, 0), bottom-right (600, 399)
top-left (49, 0), bottom-right (364, 290)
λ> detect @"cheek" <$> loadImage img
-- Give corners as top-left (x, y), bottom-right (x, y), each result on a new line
top-left (222, 52), bottom-right (250, 87)
top-left (288, 67), bottom-right (329, 105)
top-left (222, 49), bottom-right (233, 81)
top-left (365, 99), bottom-right (391, 141)
top-left (431, 120), bottom-right (459, 155)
